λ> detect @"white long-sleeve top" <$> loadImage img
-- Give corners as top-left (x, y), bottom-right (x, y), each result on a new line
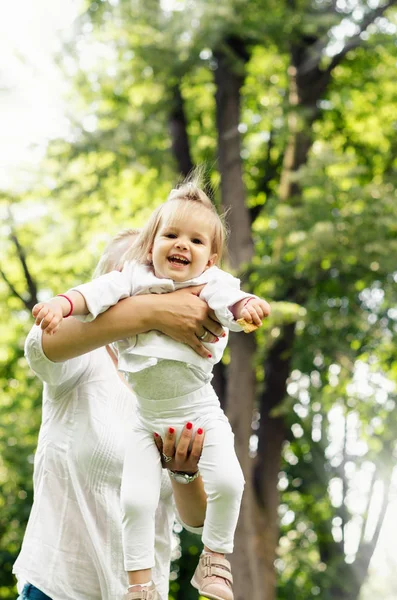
top-left (73, 263), bottom-right (254, 376)
top-left (13, 326), bottom-right (199, 600)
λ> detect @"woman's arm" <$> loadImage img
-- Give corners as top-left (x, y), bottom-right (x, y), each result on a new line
top-left (42, 287), bottom-right (224, 362)
top-left (154, 425), bottom-right (207, 528)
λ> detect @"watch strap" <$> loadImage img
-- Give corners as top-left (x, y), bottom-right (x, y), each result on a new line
top-left (168, 469), bottom-right (200, 484)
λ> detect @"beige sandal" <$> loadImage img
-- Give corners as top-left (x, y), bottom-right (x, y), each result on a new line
top-left (123, 582), bottom-right (160, 600)
top-left (191, 553), bottom-right (234, 600)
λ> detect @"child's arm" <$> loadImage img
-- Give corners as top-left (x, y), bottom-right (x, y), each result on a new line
top-left (32, 290), bottom-right (89, 335)
top-left (200, 268), bottom-right (270, 332)
top-left (32, 267), bottom-right (134, 335)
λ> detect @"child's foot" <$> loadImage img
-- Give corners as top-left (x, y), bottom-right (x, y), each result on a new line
top-left (191, 552), bottom-right (234, 600)
top-left (123, 582), bottom-right (160, 600)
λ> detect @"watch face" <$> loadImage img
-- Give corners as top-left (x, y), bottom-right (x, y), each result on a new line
top-left (174, 474), bottom-right (190, 484)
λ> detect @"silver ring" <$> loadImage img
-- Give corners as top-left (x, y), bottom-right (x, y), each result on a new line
top-left (162, 453), bottom-right (173, 463)
top-left (197, 331), bottom-right (208, 341)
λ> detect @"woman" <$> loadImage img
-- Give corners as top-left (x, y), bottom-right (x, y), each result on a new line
top-left (13, 230), bottom-right (224, 600)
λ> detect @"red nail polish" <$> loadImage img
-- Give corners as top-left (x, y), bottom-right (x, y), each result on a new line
top-left (197, 428), bottom-right (203, 435)
top-left (221, 332), bottom-right (227, 337)
top-left (169, 427), bottom-right (175, 434)
top-left (214, 336), bottom-right (219, 342)
top-left (154, 432), bottom-right (159, 437)
top-left (208, 354), bottom-right (212, 358)
top-left (186, 422), bottom-right (193, 430)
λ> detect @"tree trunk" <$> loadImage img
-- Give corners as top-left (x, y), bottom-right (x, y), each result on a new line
top-left (254, 323), bottom-right (295, 599)
top-left (214, 43), bottom-right (261, 600)
top-left (169, 84), bottom-right (194, 177)
top-left (214, 42), bottom-right (253, 270)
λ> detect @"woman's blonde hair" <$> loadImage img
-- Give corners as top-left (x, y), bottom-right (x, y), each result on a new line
top-left (94, 228), bottom-right (141, 277)
top-left (124, 172), bottom-right (227, 266)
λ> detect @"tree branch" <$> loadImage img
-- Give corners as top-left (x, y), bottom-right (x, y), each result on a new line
top-left (325, 0), bottom-right (397, 74)
top-left (0, 267), bottom-right (31, 310)
top-left (2, 209), bottom-right (38, 311)
top-left (297, 1), bottom-right (397, 78)
top-left (9, 232), bottom-right (38, 306)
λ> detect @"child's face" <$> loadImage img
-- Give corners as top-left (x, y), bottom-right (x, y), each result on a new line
top-left (149, 211), bottom-right (217, 282)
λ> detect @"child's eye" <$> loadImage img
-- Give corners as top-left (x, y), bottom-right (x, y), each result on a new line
top-left (165, 233), bottom-right (177, 239)
top-left (192, 238), bottom-right (203, 244)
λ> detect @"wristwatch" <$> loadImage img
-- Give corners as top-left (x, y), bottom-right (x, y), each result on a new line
top-left (168, 470), bottom-right (200, 485)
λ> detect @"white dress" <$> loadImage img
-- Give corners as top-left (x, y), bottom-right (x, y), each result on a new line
top-left (13, 325), bottom-right (199, 600)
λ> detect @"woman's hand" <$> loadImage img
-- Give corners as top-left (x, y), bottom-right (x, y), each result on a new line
top-left (153, 423), bottom-right (204, 474)
top-left (150, 286), bottom-right (225, 359)
top-left (155, 423), bottom-right (207, 528)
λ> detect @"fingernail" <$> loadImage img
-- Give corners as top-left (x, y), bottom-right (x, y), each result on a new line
top-left (169, 427), bottom-right (175, 434)
top-left (197, 428), bottom-right (203, 435)
top-left (186, 422), bottom-right (193, 430)
top-left (221, 332), bottom-right (226, 337)
top-left (208, 354), bottom-right (212, 358)
top-left (154, 432), bottom-right (159, 437)
top-left (214, 336), bottom-right (219, 342)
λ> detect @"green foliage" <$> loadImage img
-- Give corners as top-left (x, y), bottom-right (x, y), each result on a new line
top-left (169, 527), bottom-right (203, 600)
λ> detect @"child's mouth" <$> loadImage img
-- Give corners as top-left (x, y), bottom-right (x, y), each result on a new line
top-left (168, 255), bottom-right (190, 266)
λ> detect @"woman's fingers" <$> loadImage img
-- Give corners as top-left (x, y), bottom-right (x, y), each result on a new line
top-left (161, 427), bottom-right (176, 462)
top-left (189, 427), bottom-right (204, 464)
top-left (203, 309), bottom-right (224, 339)
top-left (186, 336), bottom-right (212, 359)
top-left (174, 423), bottom-right (193, 467)
top-left (173, 424), bottom-right (203, 473)
top-left (153, 432), bottom-right (165, 466)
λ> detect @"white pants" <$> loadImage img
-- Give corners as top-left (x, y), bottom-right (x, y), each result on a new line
top-left (120, 383), bottom-right (245, 571)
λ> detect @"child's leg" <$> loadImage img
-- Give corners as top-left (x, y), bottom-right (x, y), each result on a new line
top-left (198, 417), bottom-right (245, 554)
top-left (190, 416), bottom-right (244, 600)
top-left (120, 425), bottom-right (163, 587)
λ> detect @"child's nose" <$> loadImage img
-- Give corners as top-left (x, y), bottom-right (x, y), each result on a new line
top-left (175, 238), bottom-right (188, 250)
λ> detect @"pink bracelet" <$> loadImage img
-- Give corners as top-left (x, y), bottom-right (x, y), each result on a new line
top-left (57, 294), bottom-right (74, 318)
top-left (243, 297), bottom-right (255, 308)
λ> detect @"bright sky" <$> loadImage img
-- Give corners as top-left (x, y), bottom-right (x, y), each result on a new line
top-left (1, 1), bottom-right (396, 597)
top-left (0, 0), bottom-right (80, 189)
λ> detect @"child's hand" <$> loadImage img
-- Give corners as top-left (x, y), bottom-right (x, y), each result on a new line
top-left (32, 300), bottom-right (64, 334)
top-left (235, 297), bottom-right (271, 327)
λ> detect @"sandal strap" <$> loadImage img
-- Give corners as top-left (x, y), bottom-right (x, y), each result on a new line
top-left (128, 590), bottom-right (155, 599)
top-left (204, 565), bottom-right (233, 583)
top-left (201, 554), bottom-right (233, 583)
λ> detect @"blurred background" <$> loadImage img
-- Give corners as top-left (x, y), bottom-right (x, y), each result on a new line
top-left (1, 1), bottom-right (397, 599)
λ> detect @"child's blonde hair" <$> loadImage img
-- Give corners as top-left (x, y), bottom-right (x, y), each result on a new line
top-left (124, 172), bottom-right (227, 266)
top-left (94, 228), bottom-right (141, 277)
